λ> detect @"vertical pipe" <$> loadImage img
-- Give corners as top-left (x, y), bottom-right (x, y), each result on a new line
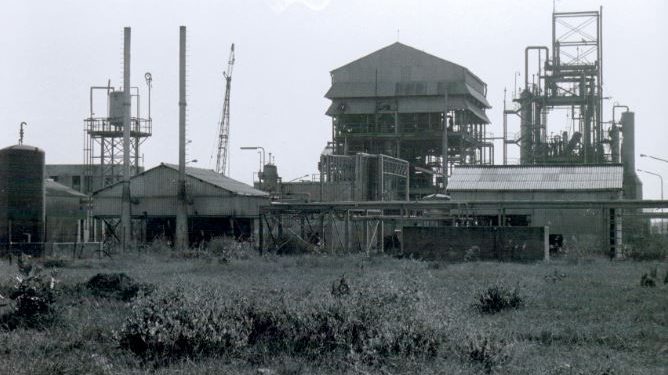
top-left (175, 26), bottom-right (188, 250)
top-left (121, 27), bottom-right (132, 253)
top-left (544, 225), bottom-right (550, 262)
top-left (503, 89), bottom-right (507, 165)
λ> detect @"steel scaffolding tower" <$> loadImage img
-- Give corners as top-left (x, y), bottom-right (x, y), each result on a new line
top-left (83, 77), bottom-right (152, 193)
top-left (504, 9), bottom-right (608, 165)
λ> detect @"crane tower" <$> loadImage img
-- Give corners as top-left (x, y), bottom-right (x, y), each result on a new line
top-left (215, 43), bottom-right (235, 175)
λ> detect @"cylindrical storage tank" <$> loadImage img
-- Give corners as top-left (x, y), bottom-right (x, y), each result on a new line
top-left (621, 112), bottom-right (635, 171)
top-left (0, 144), bottom-right (45, 254)
top-left (621, 111), bottom-right (642, 200)
top-left (261, 164), bottom-right (279, 192)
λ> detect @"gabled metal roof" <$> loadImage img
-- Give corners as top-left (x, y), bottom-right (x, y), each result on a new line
top-left (447, 165), bottom-right (624, 191)
top-left (161, 164), bottom-right (268, 197)
top-left (45, 179), bottom-right (87, 198)
top-left (92, 163), bottom-right (269, 197)
top-left (326, 42), bottom-right (490, 109)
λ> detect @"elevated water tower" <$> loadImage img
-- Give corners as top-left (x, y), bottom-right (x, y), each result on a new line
top-left (83, 73), bottom-right (153, 192)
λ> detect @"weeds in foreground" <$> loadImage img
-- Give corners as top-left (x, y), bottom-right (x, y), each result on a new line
top-left (118, 278), bottom-right (441, 366)
top-left (0, 255), bottom-right (58, 330)
top-left (462, 333), bottom-right (513, 374)
top-left (474, 285), bottom-right (524, 314)
top-left (85, 273), bottom-right (153, 301)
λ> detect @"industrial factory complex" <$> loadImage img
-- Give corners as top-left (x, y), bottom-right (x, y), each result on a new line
top-left (2, 9), bottom-right (667, 261)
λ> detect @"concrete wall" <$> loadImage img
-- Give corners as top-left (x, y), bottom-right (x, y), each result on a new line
top-left (403, 226), bottom-right (545, 262)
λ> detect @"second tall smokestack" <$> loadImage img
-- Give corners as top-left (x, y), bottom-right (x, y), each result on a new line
top-left (175, 26), bottom-right (188, 250)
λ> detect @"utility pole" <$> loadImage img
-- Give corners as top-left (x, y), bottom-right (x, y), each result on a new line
top-left (121, 27), bottom-right (132, 253)
top-left (175, 26), bottom-right (188, 250)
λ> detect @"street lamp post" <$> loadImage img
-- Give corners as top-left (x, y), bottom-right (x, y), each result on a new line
top-left (640, 154), bottom-right (668, 164)
top-left (638, 168), bottom-right (664, 234)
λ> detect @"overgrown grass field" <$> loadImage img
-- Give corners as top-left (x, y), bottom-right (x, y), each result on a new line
top-left (0, 247), bottom-right (666, 374)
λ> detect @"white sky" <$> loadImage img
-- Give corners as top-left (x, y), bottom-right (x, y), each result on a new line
top-left (1, 0), bottom-right (666, 198)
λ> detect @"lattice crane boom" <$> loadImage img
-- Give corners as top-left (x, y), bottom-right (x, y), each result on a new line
top-left (215, 43), bottom-right (235, 174)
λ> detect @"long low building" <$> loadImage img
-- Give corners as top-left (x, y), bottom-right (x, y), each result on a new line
top-left (446, 164), bottom-right (627, 255)
top-left (92, 163), bottom-right (269, 245)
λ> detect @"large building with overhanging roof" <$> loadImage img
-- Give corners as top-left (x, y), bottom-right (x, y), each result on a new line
top-left (325, 42), bottom-right (492, 198)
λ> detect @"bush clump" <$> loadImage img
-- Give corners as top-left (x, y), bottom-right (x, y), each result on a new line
top-left (85, 273), bottom-right (152, 301)
top-left (208, 237), bottom-right (255, 261)
top-left (42, 257), bottom-right (70, 269)
top-left (118, 279), bottom-right (441, 365)
top-left (0, 255), bottom-right (58, 329)
top-left (462, 333), bottom-right (512, 374)
top-left (474, 285), bottom-right (523, 314)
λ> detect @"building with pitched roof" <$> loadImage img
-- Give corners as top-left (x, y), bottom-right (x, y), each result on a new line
top-left (92, 163), bottom-right (269, 245)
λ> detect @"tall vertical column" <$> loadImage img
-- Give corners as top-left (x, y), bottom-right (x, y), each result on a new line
top-left (441, 91), bottom-right (448, 191)
top-left (175, 26), bottom-right (188, 250)
top-left (121, 27), bottom-right (132, 252)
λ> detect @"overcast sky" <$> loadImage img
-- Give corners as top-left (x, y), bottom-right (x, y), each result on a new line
top-left (1, 0), bottom-right (666, 198)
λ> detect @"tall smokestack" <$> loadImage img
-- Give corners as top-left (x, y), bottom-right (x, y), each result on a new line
top-left (121, 27), bottom-right (132, 252)
top-left (442, 91), bottom-right (448, 192)
top-left (175, 26), bottom-right (188, 250)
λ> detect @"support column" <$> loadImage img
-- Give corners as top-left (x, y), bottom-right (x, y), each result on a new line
top-left (544, 225), bottom-right (550, 262)
top-left (175, 26), bottom-right (189, 250)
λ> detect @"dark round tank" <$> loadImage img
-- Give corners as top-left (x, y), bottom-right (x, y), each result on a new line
top-left (0, 144), bottom-right (45, 251)
top-left (261, 164), bottom-right (279, 192)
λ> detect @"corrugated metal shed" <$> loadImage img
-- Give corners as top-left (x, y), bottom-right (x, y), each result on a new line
top-left (447, 165), bottom-right (624, 191)
top-left (92, 163), bottom-right (269, 218)
top-left (161, 164), bottom-right (268, 197)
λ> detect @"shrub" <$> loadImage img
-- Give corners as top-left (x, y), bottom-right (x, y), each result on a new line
top-left (208, 236), bottom-right (255, 261)
top-left (330, 275), bottom-right (350, 297)
top-left (625, 234), bottom-right (668, 261)
top-left (42, 257), bottom-right (70, 269)
top-left (462, 333), bottom-right (512, 374)
top-left (640, 273), bottom-right (656, 287)
top-left (474, 285), bottom-right (523, 314)
top-left (273, 234), bottom-right (320, 255)
top-left (85, 273), bottom-right (152, 301)
top-left (118, 279), bottom-right (441, 365)
top-left (0, 256), bottom-right (58, 329)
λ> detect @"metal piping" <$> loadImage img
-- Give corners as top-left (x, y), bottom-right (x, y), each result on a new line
top-left (524, 46), bottom-right (549, 91)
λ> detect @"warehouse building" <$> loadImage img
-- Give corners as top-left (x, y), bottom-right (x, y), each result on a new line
top-left (92, 163), bottom-right (269, 245)
top-left (446, 164), bottom-right (624, 254)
